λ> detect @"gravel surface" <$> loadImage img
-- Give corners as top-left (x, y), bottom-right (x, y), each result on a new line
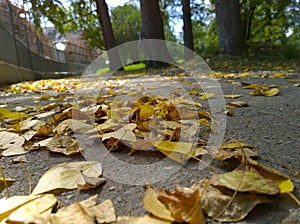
top-left (0, 71), bottom-right (299, 223)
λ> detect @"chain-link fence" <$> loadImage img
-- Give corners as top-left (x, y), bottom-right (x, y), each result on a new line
top-left (0, 0), bottom-right (98, 85)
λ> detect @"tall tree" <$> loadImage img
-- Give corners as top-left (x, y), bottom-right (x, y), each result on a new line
top-left (215, 0), bottom-right (244, 55)
top-left (181, 0), bottom-right (194, 60)
top-left (95, 0), bottom-right (123, 70)
top-left (140, 0), bottom-right (173, 68)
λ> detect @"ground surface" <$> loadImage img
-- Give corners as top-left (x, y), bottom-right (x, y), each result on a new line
top-left (0, 70), bottom-right (299, 223)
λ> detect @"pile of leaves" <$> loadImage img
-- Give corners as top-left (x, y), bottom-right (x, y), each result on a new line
top-left (0, 72), bottom-right (299, 223)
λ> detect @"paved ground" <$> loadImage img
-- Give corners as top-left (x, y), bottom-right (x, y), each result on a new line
top-left (0, 71), bottom-right (299, 223)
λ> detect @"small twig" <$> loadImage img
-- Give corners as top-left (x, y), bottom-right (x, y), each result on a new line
top-left (0, 166), bottom-right (9, 198)
top-left (20, 160), bottom-right (32, 194)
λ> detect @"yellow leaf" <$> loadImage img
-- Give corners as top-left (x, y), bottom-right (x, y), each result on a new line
top-left (117, 215), bottom-right (172, 224)
top-left (224, 110), bottom-right (235, 116)
top-left (0, 195), bottom-right (40, 221)
top-left (274, 179), bottom-right (294, 193)
top-left (139, 104), bottom-right (155, 120)
top-left (243, 83), bottom-right (260, 89)
top-left (262, 88), bottom-right (279, 97)
top-left (7, 194), bottom-right (57, 223)
top-left (0, 107), bottom-right (28, 121)
top-left (210, 170), bottom-right (280, 195)
top-left (221, 140), bottom-right (249, 149)
top-left (199, 93), bottom-right (215, 100)
top-left (224, 94), bottom-right (242, 99)
top-left (32, 161), bottom-right (102, 195)
top-left (153, 141), bottom-right (194, 163)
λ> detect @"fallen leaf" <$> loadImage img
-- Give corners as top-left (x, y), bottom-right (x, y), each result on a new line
top-left (117, 215), bottom-right (172, 224)
top-left (102, 123), bottom-right (137, 143)
top-left (227, 101), bottom-right (249, 107)
top-left (85, 199), bottom-right (116, 224)
top-left (77, 171), bottom-right (105, 190)
top-left (261, 88), bottom-right (279, 97)
top-left (158, 186), bottom-right (205, 224)
top-left (153, 140), bottom-right (194, 163)
top-left (0, 131), bottom-right (26, 156)
top-left (224, 110), bottom-right (235, 116)
top-left (0, 107), bottom-right (28, 121)
top-left (210, 170), bottom-right (280, 195)
top-left (224, 94), bottom-right (242, 99)
top-left (54, 119), bottom-right (97, 135)
top-left (45, 134), bottom-right (81, 155)
top-left (143, 186), bottom-right (175, 222)
top-left (193, 180), bottom-right (270, 222)
top-left (7, 194), bottom-right (57, 223)
top-left (0, 195), bottom-right (41, 221)
top-left (32, 161), bottom-right (103, 195)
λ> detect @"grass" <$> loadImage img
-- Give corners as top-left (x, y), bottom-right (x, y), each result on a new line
top-left (96, 63), bottom-right (145, 74)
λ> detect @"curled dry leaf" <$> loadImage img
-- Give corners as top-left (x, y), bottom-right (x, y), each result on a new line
top-left (77, 171), bottom-right (105, 190)
top-left (227, 101), bottom-right (249, 108)
top-left (32, 161), bottom-right (103, 195)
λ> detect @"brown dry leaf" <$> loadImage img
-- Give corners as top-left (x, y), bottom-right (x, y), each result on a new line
top-left (158, 186), bottom-right (205, 224)
top-left (45, 134), bottom-right (81, 155)
top-left (193, 180), bottom-right (270, 222)
top-left (117, 215), bottom-right (172, 224)
top-left (210, 170), bottom-right (280, 195)
top-left (32, 161), bottom-right (102, 195)
top-left (143, 186), bottom-right (175, 222)
top-left (77, 171), bottom-right (105, 190)
top-left (6, 194), bottom-right (57, 223)
top-left (213, 147), bottom-right (258, 161)
top-left (227, 101), bottom-right (249, 107)
top-left (130, 139), bottom-right (154, 155)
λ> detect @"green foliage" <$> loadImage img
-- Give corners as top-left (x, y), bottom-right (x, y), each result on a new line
top-left (111, 4), bottom-right (142, 44)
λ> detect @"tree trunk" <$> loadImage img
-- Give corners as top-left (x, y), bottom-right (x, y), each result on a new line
top-left (181, 0), bottom-right (194, 60)
top-left (95, 0), bottom-right (123, 70)
top-left (140, 0), bottom-right (172, 68)
top-left (215, 0), bottom-right (245, 55)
